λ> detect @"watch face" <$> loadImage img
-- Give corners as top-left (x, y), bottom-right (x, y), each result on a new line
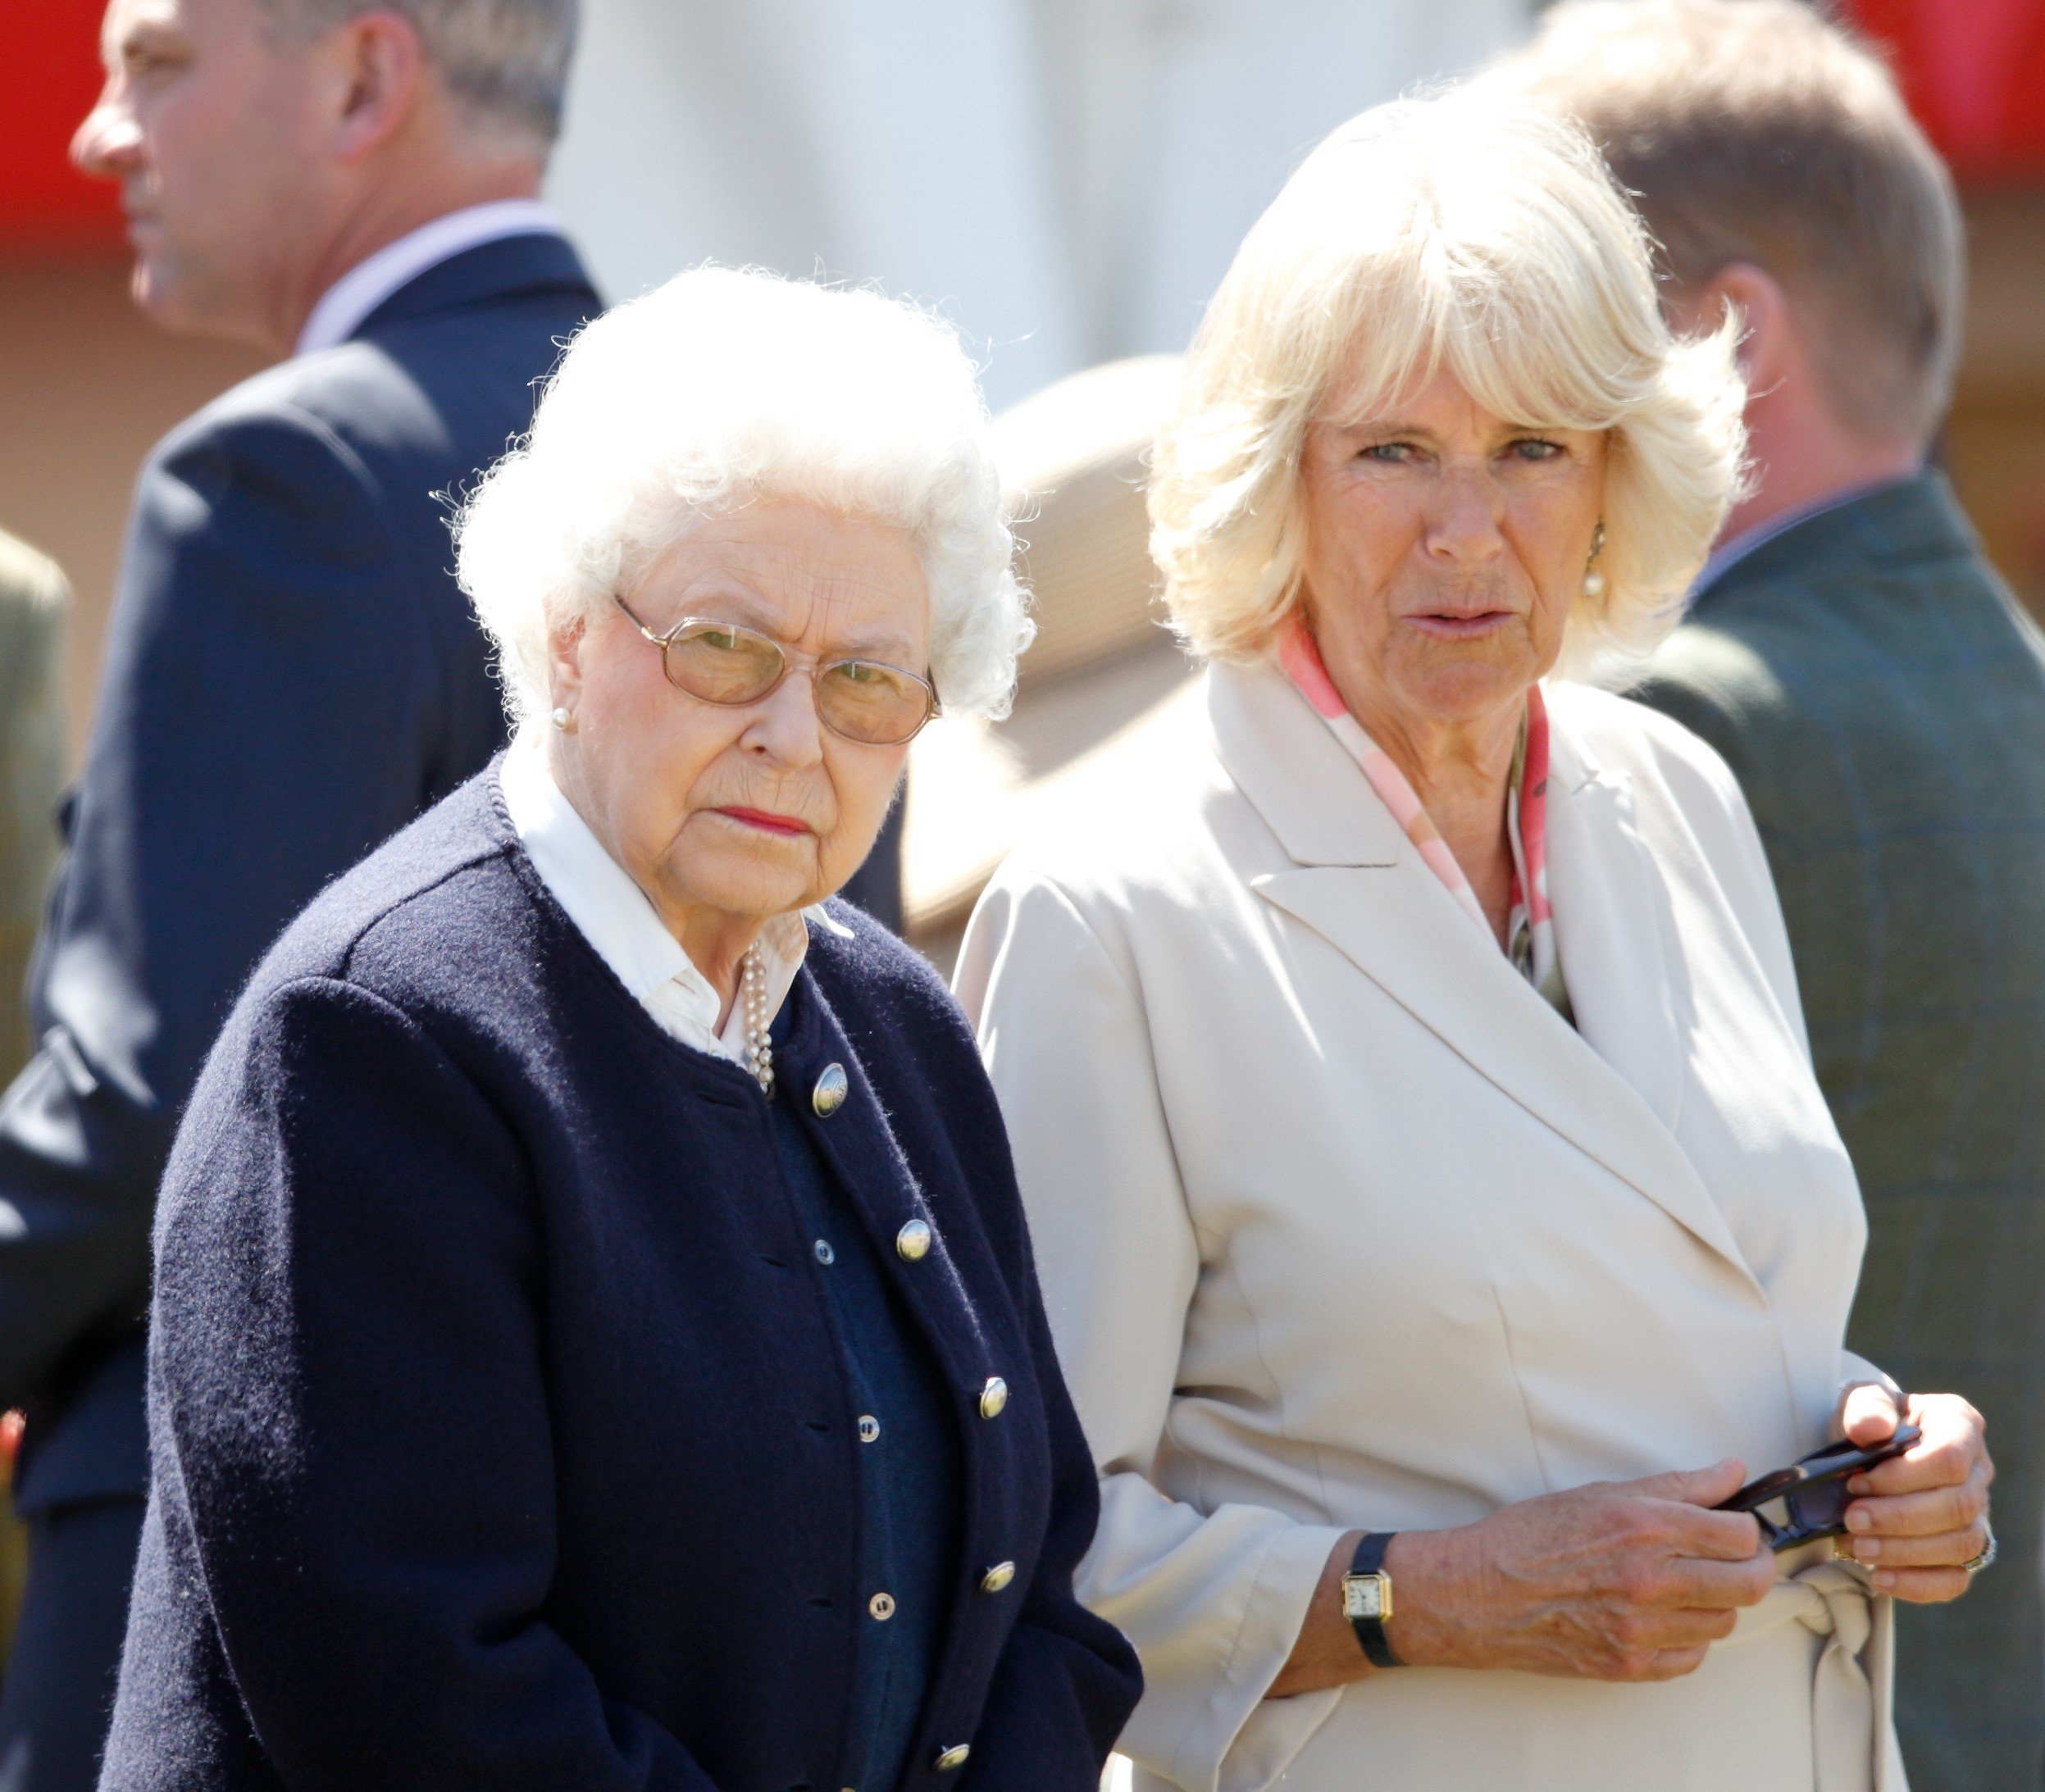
top-left (1342, 1574), bottom-right (1387, 1621)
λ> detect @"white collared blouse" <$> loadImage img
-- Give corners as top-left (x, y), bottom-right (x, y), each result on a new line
top-left (497, 735), bottom-right (847, 1055)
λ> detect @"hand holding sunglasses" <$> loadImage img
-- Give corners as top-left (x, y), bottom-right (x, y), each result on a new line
top-left (1715, 1426), bottom-right (1921, 1551)
top-left (1722, 1386), bottom-right (1993, 1602)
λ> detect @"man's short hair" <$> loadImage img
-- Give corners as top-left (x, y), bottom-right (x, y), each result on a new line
top-left (260, 0), bottom-right (579, 145)
top-left (1507, 0), bottom-right (1962, 447)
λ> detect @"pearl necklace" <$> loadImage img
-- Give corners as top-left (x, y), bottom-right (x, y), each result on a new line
top-left (740, 943), bottom-right (775, 1098)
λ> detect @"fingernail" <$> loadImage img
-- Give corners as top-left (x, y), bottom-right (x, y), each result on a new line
top-left (1847, 1476), bottom-right (1871, 1496)
top-left (1874, 1570), bottom-right (1897, 1590)
top-left (1851, 1537), bottom-right (1878, 1562)
top-left (1845, 1506), bottom-right (1870, 1531)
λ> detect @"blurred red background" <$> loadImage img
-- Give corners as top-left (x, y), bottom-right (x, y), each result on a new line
top-left (1848, 0), bottom-right (2045, 181)
top-left (1, 0), bottom-right (119, 252)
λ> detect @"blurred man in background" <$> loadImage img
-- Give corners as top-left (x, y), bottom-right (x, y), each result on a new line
top-left (1513, 5), bottom-right (2045, 1785)
top-left (0, 536), bottom-right (66, 1090)
top-left (0, 528), bottom-right (67, 1709)
top-left (0, 2), bottom-right (594, 1785)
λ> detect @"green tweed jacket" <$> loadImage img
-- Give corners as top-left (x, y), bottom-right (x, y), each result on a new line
top-left (1629, 473), bottom-right (2045, 1792)
top-left (0, 531), bottom-right (65, 1089)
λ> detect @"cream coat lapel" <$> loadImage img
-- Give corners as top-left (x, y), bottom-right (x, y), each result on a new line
top-left (1541, 725), bottom-right (1685, 1131)
top-left (1209, 662), bottom-right (1759, 1289)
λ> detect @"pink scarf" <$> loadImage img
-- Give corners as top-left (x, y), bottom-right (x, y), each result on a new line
top-left (1278, 620), bottom-right (1569, 1015)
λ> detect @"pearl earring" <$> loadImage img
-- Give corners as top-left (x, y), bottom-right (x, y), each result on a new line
top-left (1581, 521), bottom-right (1608, 600)
top-left (550, 707), bottom-right (574, 732)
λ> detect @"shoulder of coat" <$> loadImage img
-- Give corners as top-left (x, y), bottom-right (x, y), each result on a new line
top-left (992, 680), bottom-right (1248, 913)
top-left (1545, 679), bottom-right (1752, 826)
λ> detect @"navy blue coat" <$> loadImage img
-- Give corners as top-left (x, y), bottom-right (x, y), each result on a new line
top-left (0, 234), bottom-right (600, 1514)
top-left (98, 771), bottom-right (1141, 1791)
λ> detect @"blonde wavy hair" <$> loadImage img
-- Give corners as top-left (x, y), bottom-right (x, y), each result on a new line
top-left (1150, 89), bottom-right (1749, 678)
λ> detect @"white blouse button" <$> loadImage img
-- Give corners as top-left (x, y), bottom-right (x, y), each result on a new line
top-left (858, 1414), bottom-right (881, 1444)
top-left (868, 1591), bottom-right (895, 1621)
top-left (813, 1239), bottom-right (835, 1267)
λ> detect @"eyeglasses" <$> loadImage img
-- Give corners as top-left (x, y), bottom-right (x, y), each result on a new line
top-left (613, 596), bottom-right (939, 747)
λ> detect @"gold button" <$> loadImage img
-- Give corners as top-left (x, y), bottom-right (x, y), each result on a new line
top-left (979, 1561), bottom-right (1015, 1594)
top-left (895, 1219), bottom-right (932, 1262)
top-left (858, 1414), bottom-right (881, 1444)
top-left (978, 1376), bottom-right (1008, 1419)
top-left (812, 1062), bottom-right (849, 1117)
top-left (868, 1591), bottom-right (895, 1621)
top-left (932, 1744), bottom-right (971, 1772)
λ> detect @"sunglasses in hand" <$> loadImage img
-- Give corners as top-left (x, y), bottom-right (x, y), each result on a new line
top-left (1715, 1425), bottom-right (1922, 1553)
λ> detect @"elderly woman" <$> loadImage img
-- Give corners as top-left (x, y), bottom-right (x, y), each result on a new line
top-left (954, 93), bottom-right (1989, 1792)
top-left (98, 269), bottom-right (1140, 1792)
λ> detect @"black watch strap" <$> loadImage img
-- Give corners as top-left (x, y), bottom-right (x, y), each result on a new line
top-left (1345, 1531), bottom-right (1401, 1668)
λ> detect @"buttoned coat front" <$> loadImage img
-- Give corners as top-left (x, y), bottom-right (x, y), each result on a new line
top-left (954, 662), bottom-right (1903, 1792)
top-left (98, 775), bottom-right (1140, 1792)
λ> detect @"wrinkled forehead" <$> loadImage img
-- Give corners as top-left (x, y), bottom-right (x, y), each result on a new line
top-left (634, 503), bottom-right (931, 666)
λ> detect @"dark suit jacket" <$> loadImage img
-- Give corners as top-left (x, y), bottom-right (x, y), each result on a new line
top-left (1629, 473), bottom-right (2045, 1792)
top-left (0, 232), bottom-right (600, 1516)
top-left (100, 770), bottom-right (1140, 1791)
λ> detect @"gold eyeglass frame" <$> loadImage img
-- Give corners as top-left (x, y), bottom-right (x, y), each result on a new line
top-left (612, 594), bottom-right (941, 746)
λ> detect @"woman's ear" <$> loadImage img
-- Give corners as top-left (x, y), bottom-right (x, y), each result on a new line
top-left (544, 611), bottom-right (589, 719)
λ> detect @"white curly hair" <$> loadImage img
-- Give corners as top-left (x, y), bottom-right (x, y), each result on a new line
top-left (454, 266), bottom-right (1032, 731)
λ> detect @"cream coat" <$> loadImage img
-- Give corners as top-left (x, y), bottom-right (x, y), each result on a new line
top-left (954, 662), bottom-right (1905, 1792)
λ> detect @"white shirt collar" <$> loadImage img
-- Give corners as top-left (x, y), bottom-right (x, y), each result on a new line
top-left (499, 734), bottom-right (850, 1065)
top-left (1692, 474), bottom-right (1918, 601)
top-left (294, 198), bottom-right (567, 359)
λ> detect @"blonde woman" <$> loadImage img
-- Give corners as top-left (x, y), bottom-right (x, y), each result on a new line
top-left (954, 93), bottom-right (1990, 1792)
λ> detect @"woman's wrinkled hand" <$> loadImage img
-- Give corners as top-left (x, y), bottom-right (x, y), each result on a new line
top-left (1835, 1385), bottom-right (1992, 1603)
top-left (1385, 1459), bottom-right (1775, 1683)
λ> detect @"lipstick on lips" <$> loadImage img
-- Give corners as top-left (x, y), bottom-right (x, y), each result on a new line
top-left (714, 806), bottom-right (812, 838)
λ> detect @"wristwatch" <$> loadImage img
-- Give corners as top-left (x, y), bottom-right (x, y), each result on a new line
top-left (1341, 1532), bottom-right (1401, 1667)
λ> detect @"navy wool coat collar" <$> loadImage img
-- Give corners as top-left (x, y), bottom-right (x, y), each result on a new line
top-left (101, 768), bottom-right (1139, 1792)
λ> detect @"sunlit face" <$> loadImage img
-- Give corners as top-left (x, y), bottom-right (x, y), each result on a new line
top-left (71, 0), bottom-right (329, 342)
top-left (548, 499), bottom-right (930, 927)
top-left (1296, 366), bottom-right (1608, 739)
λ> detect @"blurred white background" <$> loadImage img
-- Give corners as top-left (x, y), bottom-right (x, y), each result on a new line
top-left (544, 0), bottom-right (1533, 407)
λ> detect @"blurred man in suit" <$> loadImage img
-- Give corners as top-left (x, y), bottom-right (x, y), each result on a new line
top-left (0, 3), bottom-right (596, 1785)
top-left (0, 531), bottom-right (67, 1662)
top-left (0, 534), bottom-right (66, 1089)
top-left (1513, 6), bottom-right (2043, 1785)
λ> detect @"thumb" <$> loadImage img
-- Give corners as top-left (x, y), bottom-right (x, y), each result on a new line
top-left (1840, 1380), bottom-right (1902, 1448)
top-left (1626, 1457), bottom-right (1749, 1508)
